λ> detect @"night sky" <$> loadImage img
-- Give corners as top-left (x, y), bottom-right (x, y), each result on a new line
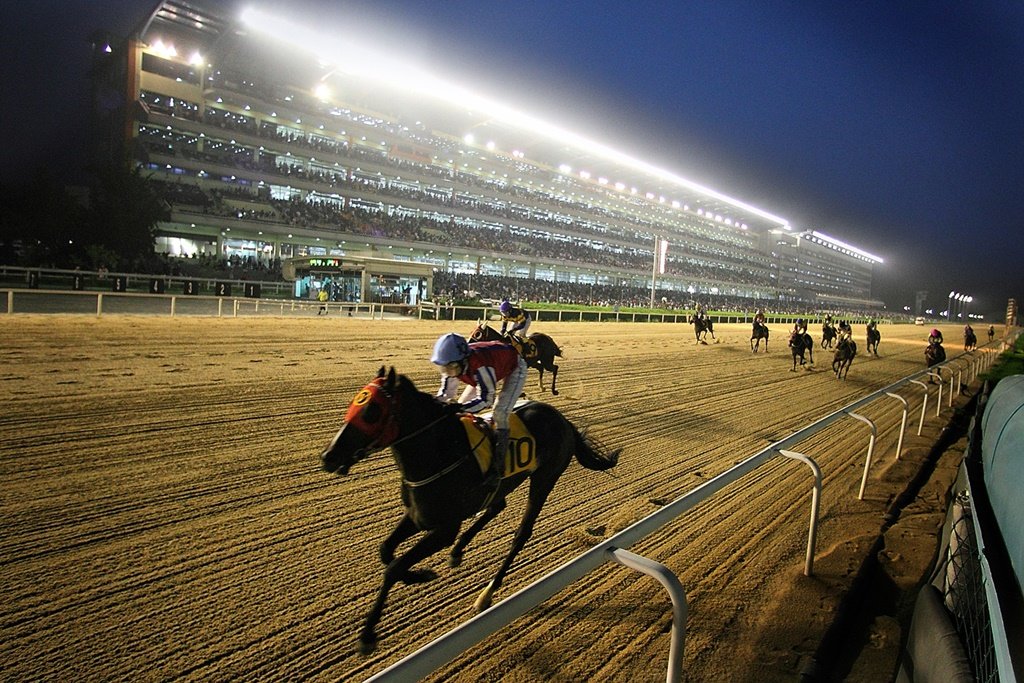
top-left (3, 1), bottom-right (1022, 319)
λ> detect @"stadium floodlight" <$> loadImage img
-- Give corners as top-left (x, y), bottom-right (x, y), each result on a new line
top-left (239, 6), bottom-right (792, 228)
top-left (808, 230), bottom-right (883, 264)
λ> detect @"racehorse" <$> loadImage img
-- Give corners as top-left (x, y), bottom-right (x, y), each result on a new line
top-left (691, 314), bottom-right (717, 344)
top-left (866, 325), bottom-right (881, 356)
top-left (925, 341), bottom-right (946, 382)
top-left (750, 321), bottom-right (770, 352)
top-left (833, 336), bottom-right (857, 379)
top-left (320, 367), bottom-right (620, 654)
top-left (789, 331), bottom-right (815, 371)
top-left (964, 329), bottom-right (977, 352)
top-left (821, 323), bottom-right (837, 349)
top-left (470, 322), bottom-right (563, 396)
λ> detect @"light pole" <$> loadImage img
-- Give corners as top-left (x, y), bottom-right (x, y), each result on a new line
top-left (948, 291), bottom-right (956, 321)
top-left (964, 295), bottom-right (973, 321)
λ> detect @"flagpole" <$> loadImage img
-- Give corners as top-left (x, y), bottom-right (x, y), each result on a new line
top-left (650, 237), bottom-right (658, 309)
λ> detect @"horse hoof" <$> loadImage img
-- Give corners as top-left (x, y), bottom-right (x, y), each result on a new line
top-left (449, 550), bottom-right (463, 568)
top-left (551, 389), bottom-right (559, 396)
top-left (358, 632), bottom-right (378, 656)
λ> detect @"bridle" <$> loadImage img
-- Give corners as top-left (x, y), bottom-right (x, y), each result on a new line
top-left (345, 378), bottom-right (470, 487)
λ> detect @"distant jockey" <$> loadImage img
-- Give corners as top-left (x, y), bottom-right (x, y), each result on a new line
top-left (499, 299), bottom-right (532, 337)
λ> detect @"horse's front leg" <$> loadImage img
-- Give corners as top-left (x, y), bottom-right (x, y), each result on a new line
top-left (450, 497), bottom-right (507, 567)
top-left (380, 512), bottom-right (418, 567)
top-left (360, 523), bottom-right (460, 655)
top-left (549, 363), bottom-right (559, 395)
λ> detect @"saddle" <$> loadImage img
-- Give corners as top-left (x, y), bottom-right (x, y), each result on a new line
top-left (504, 333), bottom-right (538, 361)
top-left (457, 411), bottom-right (537, 479)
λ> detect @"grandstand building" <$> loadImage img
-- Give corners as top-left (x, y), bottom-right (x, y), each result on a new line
top-left (92, 0), bottom-right (884, 311)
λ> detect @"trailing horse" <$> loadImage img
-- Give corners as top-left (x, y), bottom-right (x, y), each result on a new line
top-left (788, 331), bottom-right (815, 371)
top-left (320, 367), bottom-right (620, 653)
top-left (821, 323), bottom-right (837, 349)
top-left (964, 330), bottom-right (977, 352)
top-left (866, 325), bottom-right (880, 356)
top-left (690, 315), bottom-right (717, 344)
top-left (751, 321), bottom-right (770, 352)
top-left (470, 322), bottom-right (563, 395)
top-left (833, 337), bottom-right (857, 379)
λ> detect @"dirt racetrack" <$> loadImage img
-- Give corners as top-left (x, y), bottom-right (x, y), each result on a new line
top-left (1, 316), bottom-right (988, 682)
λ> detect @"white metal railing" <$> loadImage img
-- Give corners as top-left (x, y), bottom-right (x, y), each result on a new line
top-left (364, 336), bottom-right (1013, 682)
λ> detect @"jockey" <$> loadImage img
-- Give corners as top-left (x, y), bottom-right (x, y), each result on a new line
top-left (824, 313), bottom-right (833, 326)
top-left (929, 328), bottom-right (943, 345)
top-left (696, 302), bottom-right (707, 320)
top-left (964, 324), bottom-right (973, 335)
top-left (793, 318), bottom-right (807, 335)
top-left (754, 308), bottom-right (766, 325)
top-left (498, 299), bottom-right (532, 337)
top-left (432, 332), bottom-right (528, 489)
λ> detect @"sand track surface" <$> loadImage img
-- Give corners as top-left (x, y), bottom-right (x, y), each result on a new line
top-left (0, 317), bottom-right (980, 681)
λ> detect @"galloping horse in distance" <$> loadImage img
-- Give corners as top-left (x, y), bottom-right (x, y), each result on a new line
top-left (320, 367), bottom-right (620, 653)
top-left (833, 336), bottom-right (857, 379)
top-left (470, 322), bottom-right (563, 396)
top-left (865, 324), bottom-right (881, 356)
top-left (789, 331), bottom-right (815, 371)
top-left (751, 320), bottom-right (770, 352)
top-left (963, 327), bottom-right (978, 352)
top-left (691, 314), bottom-right (717, 344)
top-left (821, 322), bottom-right (838, 349)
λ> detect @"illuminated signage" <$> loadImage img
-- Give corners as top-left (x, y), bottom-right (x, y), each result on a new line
top-left (308, 258), bottom-right (343, 268)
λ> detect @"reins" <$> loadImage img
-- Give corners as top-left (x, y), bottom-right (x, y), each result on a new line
top-left (379, 406), bottom-right (473, 489)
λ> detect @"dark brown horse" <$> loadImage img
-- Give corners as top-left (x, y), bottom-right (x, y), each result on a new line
top-left (833, 336), bottom-right (857, 379)
top-left (751, 321), bottom-right (770, 352)
top-left (821, 323), bottom-right (837, 349)
top-left (925, 341), bottom-right (946, 382)
top-left (789, 331), bottom-right (815, 371)
top-left (963, 328), bottom-right (977, 352)
top-left (691, 314), bottom-right (717, 344)
top-left (320, 367), bottom-right (620, 653)
top-left (470, 322), bottom-right (563, 395)
top-left (866, 325), bottom-right (880, 356)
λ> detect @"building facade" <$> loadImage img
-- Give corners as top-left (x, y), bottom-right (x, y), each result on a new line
top-left (96, 1), bottom-right (884, 311)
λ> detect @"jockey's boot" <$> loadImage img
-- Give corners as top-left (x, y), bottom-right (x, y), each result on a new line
top-left (485, 428), bottom-right (509, 490)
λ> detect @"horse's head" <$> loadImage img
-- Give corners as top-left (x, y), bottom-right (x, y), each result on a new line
top-left (469, 321), bottom-right (490, 342)
top-left (320, 366), bottom-right (402, 475)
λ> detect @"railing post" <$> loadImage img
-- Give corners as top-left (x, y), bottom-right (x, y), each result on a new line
top-left (96, 293), bottom-right (103, 317)
top-left (6, 290), bottom-right (12, 314)
top-left (928, 371), bottom-right (943, 416)
top-left (847, 412), bottom-right (877, 500)
top-left (884, 392), bottom-right (909, 460)
top-left (909, 379), bottom-right (929, 435)
top-left (777, 450), bottom-right (822, 576)
top-left (606, 547), bottom-right (687, 683)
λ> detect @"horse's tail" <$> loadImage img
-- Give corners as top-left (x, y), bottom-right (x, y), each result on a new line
top-left (573, 425), bottom-right (619, 471)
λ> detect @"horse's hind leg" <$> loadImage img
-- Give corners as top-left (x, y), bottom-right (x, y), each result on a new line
top-left (361, 523), bottom-right (459, 654)
top-left (450, 497), bottom-right (507, 567)
top-left (548, 363), bottom-right (559, 395)
top-left (475, 482), bottom-right (555, 612)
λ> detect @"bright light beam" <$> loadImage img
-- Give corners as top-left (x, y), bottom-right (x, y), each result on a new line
top-left (240, 7), bottom-right (791, 227)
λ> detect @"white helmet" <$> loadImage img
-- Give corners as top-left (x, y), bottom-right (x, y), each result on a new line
top-left (431, 333), bottom-right (469, 365)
